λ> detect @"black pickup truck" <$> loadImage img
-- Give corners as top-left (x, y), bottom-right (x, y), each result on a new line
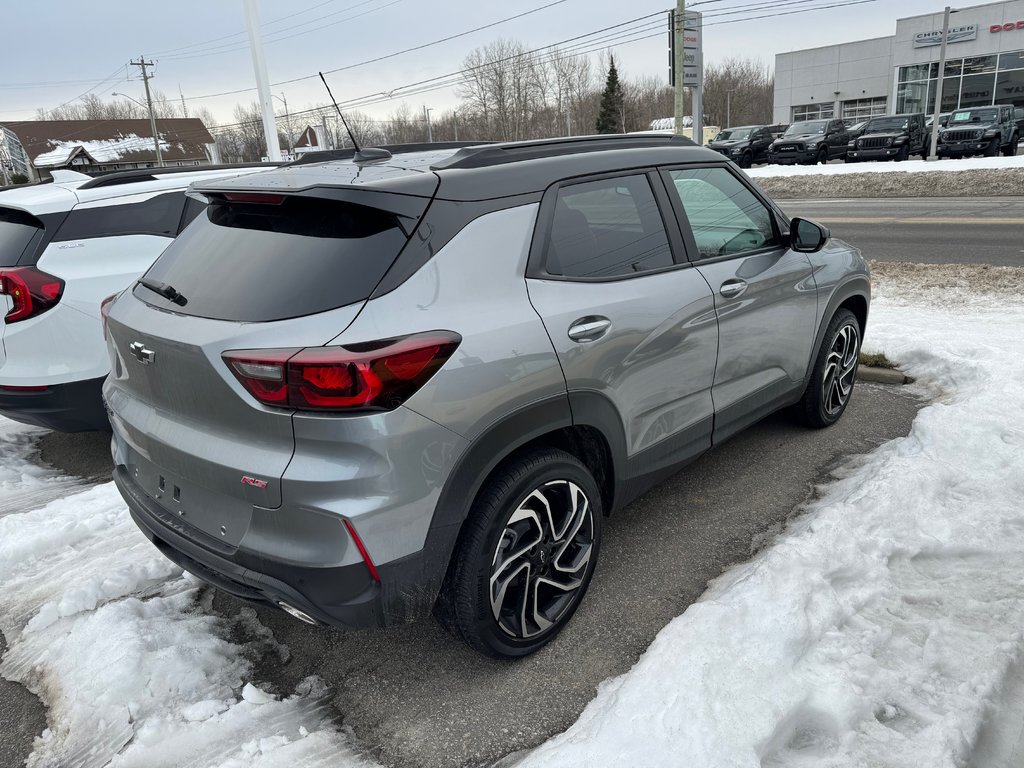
top-left (845, 113), bottom-right (928, 162)
top-left (767, 119), bottom-right (850, 165)
top-left (937, 105), bottom-right (1019, 158)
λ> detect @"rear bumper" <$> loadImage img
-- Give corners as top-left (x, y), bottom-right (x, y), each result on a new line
top-left (0, 376), bottom-right (110, 432)
top-left (115, 464), bottom-right (434, 629)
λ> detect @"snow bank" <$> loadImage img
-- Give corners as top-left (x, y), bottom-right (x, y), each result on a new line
top-left (0, 425), bottom-right (375, 768)
top-left (515, 276), bottom-right (1024, 766)
top-left (747, 153), bottom-right (1024, 179)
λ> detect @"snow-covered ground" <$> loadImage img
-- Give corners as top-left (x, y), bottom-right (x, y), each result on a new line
top-left (0, 429), bottom-right (373, 767)
top-left (747, 153), bottom-right (1024, 179)
top-left (3, 266), bottom-right (1024, 767)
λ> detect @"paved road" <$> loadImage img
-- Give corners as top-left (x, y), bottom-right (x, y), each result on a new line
top-left (782, 197), bottom-right (1024, 266)
top-left (214, 382), bottom-right (922, 768)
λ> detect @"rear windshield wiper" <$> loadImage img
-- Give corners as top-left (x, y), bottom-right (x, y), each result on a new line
top-left (137, 277), bottom-right (187, 306)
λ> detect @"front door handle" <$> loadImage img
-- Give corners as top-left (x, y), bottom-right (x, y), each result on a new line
top-left (568, 316), bottom-right (611, 342)
top-left (719, 279), bottom-right (748, 299)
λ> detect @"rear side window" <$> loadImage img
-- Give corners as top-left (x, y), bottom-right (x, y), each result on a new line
top-left (545, 175), bottom-right (673, 279)
top-left (53, 192), bottom-right (186, 241)
top-left (0, 207), bottom-right (44, 266)
top-left (179, 197), bottom-right (207, 232)
top-left (136, 196), bottom-right (409, 322)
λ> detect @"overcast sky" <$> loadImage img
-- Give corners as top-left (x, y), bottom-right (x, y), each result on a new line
top-left (1, 0), bottom-right (951, 128)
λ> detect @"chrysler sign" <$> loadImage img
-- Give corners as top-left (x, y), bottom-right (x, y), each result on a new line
top-left (913, 24), bottom-right (977, 48)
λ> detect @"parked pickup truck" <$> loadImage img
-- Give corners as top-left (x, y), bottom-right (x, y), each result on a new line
top-left (768, 119), bottom-right (849, 164)
top-left (936, 105), bottom-right (1019, 158)
top-left (706, 125), bottom-right (774, 168)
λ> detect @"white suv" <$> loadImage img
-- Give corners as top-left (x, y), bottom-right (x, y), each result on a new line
top-left (0, 165), bottom-right (275, 431)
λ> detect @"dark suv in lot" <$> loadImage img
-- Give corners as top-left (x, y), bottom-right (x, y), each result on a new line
top-left (768, 119), bottom-right (850, 164)
top-left (937, 105), bottom-right (1019, 157)
top-left (706, 125), bottom-right (774, 167)
top-left (846, 113), bottom-right (928, 162)
top-left (104, 135), bottom-right (869, 658)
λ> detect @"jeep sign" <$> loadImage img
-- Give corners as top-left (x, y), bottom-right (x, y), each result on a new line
top-left (990, 21), bottom-right (1024, 32)
top-left (913, 24), bottom-right (977, 48)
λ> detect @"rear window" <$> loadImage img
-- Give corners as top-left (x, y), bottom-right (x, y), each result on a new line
top-left (136, 196), bottom-right (409, 322)
top-left (53, 192), bottom-right (185, 241)
top-left (0, 207), bottom-right (44, 267)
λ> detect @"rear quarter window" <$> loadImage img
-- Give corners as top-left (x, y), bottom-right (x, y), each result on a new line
top-left (53, 192), bottom-right (186, 241)
top-left (0, 207), bottom-right (45, 267)
top-left (136, 196), bottom-right (410, 322)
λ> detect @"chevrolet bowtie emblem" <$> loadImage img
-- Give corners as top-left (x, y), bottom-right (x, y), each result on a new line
top-left (129, 341), bottom-right (155, 365)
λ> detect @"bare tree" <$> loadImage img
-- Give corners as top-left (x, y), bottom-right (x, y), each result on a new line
top-left (702, 58), bottom-right (774, 128)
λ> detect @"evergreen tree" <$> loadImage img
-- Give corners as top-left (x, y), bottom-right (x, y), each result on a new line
top-left (595, 55), bottom-right (624, 134)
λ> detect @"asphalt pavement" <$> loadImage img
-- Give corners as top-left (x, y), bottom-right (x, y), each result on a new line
top-left (213, 381), bottom-right (922, 768)
top-left (782, 196), bottom-right (1024, 266)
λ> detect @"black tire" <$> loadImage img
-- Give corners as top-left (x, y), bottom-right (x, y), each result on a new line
top-left (794, 309), bottom-right (861, 429)
top-left (435, 447), bottom-right (602, 658)
top-left (740, 151), bottom-right (752, 169)
top-left (1003, 134), bottom-right (1018, 157)
top-left (984, 137), bottom-right (1000, 157)
top-left (817, 147), bottom-right (829, 165)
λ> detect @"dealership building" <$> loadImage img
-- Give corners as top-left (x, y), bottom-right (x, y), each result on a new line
top-left (773, 0), bottom-right (1024, 123)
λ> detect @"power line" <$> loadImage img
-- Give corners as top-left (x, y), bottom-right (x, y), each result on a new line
top-left (184, 0), bottom-right (575, 101)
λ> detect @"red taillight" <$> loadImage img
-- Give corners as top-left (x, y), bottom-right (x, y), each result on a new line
top-left (220, 192), bottom-right (285, 205)
top-left (223, 331), bottom-right (461, 412)
top-left (0, 267), bottom-right (64, 324)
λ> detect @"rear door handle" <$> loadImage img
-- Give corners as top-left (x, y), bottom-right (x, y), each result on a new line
top-left (568, 316), bottom-right (611, 342)
top-left (719, 279), bottom-right (748, 299)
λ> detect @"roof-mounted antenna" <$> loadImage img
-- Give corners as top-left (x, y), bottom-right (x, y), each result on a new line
top-left (318, 71), bottom-right (391, 164)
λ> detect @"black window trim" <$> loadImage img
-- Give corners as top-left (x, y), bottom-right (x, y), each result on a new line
top-left (50, 191), bottom-right (187, 243)
top-left (526, 166), bottom-right (693, 283)
top-left (656, 161), bottom-right (789, 266)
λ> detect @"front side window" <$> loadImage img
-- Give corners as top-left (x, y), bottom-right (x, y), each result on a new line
top-left (545, 175), bottom-right (673, 279)
top-left (666, 168), bottom-right (779, 259)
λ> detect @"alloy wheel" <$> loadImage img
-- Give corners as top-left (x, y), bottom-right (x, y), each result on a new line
top-left (822, 322), bottom-right (860, 416)
top-left (489, 480), bottom-right (594, 639)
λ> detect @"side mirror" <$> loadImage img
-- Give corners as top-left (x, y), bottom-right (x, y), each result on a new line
top-left (790, 217), bottom-right (830, 253)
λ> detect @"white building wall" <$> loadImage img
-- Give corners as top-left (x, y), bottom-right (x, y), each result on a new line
top-left (774, 37), bottom-right (895, 123)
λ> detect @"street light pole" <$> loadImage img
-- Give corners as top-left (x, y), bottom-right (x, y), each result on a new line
top-left (114, 89), bottom-right (163, 167)
top-left (127, 58), bottom-right (164, 167)
top-left (424, 106), bottom-right (433, 143)
top-left (273, 93), bottom-right (294, 155)
top-left (927, 6), bottom-right (954, 162)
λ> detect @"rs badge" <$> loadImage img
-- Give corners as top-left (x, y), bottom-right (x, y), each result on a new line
top-left (241, 475), bottom-right (269, 489)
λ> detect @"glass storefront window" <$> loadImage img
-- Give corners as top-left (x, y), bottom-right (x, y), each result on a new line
top-left (963, 55), bottom-right (997, 75)
top-left (960, 73), bottom-right (997, 107)
top-left (791, 104), bottom-right (834, 121)
top-left (841, 97), bottom-right (887, 119)
top-left (897, 82), bottom-right (930, 114)
top-left (942, 77), bottom-right (960, 111)
top-left (940, 59), bottom-right (963, 77)
top-left (996, 69), bottom-right (1024, 108)
top-left (899, 62), bottom-right (939, 82)
top-left (999, 51), bottom-right (1024, 71)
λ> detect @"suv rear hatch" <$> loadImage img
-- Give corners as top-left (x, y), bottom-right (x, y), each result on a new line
top-left (105, 179), bottom-right (435, 549)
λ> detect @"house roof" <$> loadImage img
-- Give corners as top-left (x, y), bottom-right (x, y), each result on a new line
top-left (0, 119), bottom-right (215, 168)
top-left (294, 125), bottom-right (320, 149)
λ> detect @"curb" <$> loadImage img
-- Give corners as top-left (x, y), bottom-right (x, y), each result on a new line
top-left (858, 365), bottom-right (912, 385)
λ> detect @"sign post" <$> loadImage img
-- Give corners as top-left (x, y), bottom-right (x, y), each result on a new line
top-left (671, 6), bottom-right (703, 142)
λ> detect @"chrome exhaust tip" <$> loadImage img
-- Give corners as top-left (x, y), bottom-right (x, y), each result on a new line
top-left (277, 601), bottom-right (318, 625)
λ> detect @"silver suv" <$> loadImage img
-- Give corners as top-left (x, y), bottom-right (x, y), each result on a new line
top-left (104, 136), bottom-right (869, 658)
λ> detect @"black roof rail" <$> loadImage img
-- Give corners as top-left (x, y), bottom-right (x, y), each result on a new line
top-left (77, 162), bottom-right (281, 190)
top-left (285, 141), bottom-right (494, 166)
top-left (429, 134), bottom-right (697, 171)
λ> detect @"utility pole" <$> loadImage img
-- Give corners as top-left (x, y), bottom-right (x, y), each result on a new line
top-left (130, 56), bottom-right (165, 167)
top-left (927, 5), bottom-right (954, 161)
top-left (179, 86), bottom-right (189, 118)
top-left (673, 0), bottom-right (686, 136)
top-left (424, 106), bottom-right (433, 143)
top-left (243, 0), bottom-right (282, 162)
top-left (281, 92), bottom-right (293, 154)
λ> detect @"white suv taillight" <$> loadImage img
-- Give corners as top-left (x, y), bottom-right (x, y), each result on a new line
top-left (0, 267), bottom-right (64, 323)
top-left (223, 331), bottom-right (461, 412)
